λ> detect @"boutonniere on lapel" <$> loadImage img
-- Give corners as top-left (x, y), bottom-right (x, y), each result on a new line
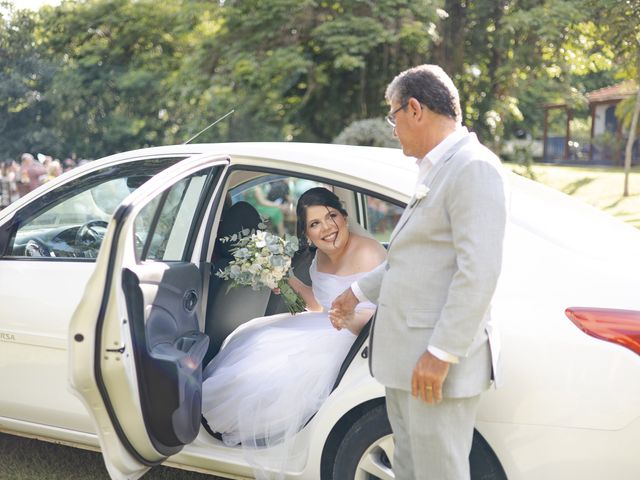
top-left (410, 184), bottom-right (430, 208)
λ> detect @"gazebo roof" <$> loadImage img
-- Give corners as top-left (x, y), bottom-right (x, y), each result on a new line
top-left (586, 81), bottom-right (638, 104)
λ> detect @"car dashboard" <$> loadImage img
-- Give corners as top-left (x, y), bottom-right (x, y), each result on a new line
top-left (12, 223), bottom-right (106, 259)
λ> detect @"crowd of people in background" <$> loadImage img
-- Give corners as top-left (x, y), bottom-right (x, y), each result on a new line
top-left (0, 153), bottom-right (86, 209)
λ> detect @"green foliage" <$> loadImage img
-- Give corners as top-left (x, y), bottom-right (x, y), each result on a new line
top-left (592, 131), bottom-right (626, 165)
top-left (0, 0), bottom-right (637, 160)
top-left (177, 0), bottom-right (441, 143)
top-left (507, 145), bottom-right (538, 181)
top-left (333, 118), bottom-right (400, 148)
top-left (36, 0), bottom-right (198, 157)
top-left (0, 2), bottom-right (57, 159)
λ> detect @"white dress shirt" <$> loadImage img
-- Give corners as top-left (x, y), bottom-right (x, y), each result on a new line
top-left (352, 126), bottom-right (469, 364)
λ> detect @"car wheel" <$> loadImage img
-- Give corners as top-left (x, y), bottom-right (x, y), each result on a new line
top-left (469, 429), bottom-right (508, 480)
top-left (331, 404), bottom-right (394, 480)
top-left (330, 404), bottom-right (507, 480)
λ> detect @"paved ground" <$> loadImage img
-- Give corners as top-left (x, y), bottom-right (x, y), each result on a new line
top-left (0, 432), bottom-right (220, 479)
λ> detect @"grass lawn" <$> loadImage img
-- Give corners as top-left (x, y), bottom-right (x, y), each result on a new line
top-left (506, 162), bottom-right (640, 229)
top-left (0, 432), bottom-right (216, 480)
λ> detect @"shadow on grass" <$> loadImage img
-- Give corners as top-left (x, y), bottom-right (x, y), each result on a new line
top-left (605, 197), bottom-right (624, 210)
top-left (0, 433), bottom-right (216, 480)
top-left (561, 177), bottom-right (595, 195)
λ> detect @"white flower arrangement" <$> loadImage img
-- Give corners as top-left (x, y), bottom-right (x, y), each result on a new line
top-left (410, 184), bottom-right (430, 207)
top-left (216, 228), bottom-right (306, 314)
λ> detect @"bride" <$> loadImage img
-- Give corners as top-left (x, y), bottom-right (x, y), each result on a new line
top-left (201, 187), bottom-right (386, 475)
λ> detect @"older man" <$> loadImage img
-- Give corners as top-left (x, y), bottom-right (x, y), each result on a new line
top-left (331, 65), bottom-right (507, 479)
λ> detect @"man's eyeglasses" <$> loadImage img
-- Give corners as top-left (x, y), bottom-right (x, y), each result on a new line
top-left (385, 102), bottom-right (409, 128)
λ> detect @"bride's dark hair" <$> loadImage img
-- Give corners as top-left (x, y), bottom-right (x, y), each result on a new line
top-left (296, 187), bottom-right (348, 251)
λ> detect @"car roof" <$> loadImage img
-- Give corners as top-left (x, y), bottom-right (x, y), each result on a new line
top-left (92, 142), bottom-right (419, 198)
top-left (0, 142), bottom-right (417, 221)
top-left (5, 142), bottom-right (639, 267)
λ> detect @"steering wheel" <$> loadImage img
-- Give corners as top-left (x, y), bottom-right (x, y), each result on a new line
top-left (75, 220), bottom-right (109, 247)
top-left (25, 238), bottom-right (52, 257)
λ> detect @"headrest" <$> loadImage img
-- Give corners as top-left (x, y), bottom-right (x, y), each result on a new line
top-left (216, 201), bottom-right (262, 258)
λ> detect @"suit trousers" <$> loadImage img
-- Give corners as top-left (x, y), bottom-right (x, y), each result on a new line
top-left (385, 387), bottom-right (481, 480)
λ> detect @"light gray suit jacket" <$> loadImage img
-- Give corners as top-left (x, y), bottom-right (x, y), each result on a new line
top-left (358, 132), bottom-right (507, 398)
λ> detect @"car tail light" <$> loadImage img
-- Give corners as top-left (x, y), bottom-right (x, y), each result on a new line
top-left (565, 307), bottom-right (640, 355)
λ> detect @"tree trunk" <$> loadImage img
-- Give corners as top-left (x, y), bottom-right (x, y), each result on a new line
top-left (359, 67), bottom-right (367, 117)
top-left (433, 0), bottom-right (466, 77)
top-left (623, 86), bottom-right (640, 197)
top-left (479, 0), bottom-right (506, 146)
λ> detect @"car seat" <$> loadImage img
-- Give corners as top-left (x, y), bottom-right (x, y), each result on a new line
top-left (204, 201), bottom-right (274, 365)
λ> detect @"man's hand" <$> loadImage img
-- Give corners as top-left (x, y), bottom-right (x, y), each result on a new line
top-left (411, 351), bottom-right (450, 404)
top-left (329, 287), bottom-right (359, 330)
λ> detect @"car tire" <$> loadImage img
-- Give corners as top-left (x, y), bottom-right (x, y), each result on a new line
top-left (330, 404), bottom-right (507, 480)
top-left (330, 404), bottom-right (394, 480)
top-left (469, 429), bottom-right (508, 480)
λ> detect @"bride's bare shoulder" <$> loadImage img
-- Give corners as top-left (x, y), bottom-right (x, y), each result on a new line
top-left (350, 234), bottom-right (386, 265)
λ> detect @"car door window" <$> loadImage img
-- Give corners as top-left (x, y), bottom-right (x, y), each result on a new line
top-left (135, 170), bottom-right (211, 262)
top-left (364, 194), bottom-right (404, 242)
top-left (5, 157), bottom-right (184, 259)
top-left (230, 175), bottom-right (326, 236)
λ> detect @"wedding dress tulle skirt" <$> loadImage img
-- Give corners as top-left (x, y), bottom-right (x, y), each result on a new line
top-left (201, 257), bottom-right (374, 477)
top-left (201, 311), bottom-right (356, 449)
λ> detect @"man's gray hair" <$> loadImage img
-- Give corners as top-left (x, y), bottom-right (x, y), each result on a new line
top-left (385, 65), bottom-right (461, 123)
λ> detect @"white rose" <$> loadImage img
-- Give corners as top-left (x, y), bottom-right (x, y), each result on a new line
top-left (255, 231), bottom-right (267, 248)
top-left (260, 270), bottom-right (277, 289)
top-left (415, 184), bottom-right (430, 200)
top-left (249, 263), bottom-right (263, 274)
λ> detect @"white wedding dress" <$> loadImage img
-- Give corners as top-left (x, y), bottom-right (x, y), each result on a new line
top-left (201, 256), bottom-right (375, 476)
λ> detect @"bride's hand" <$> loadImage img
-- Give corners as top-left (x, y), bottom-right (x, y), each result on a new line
top-left (329, 288), bottom-right (359, 330)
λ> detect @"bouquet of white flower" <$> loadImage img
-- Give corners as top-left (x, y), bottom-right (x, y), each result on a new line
top-left (216, 228), bottom-right (307, 314)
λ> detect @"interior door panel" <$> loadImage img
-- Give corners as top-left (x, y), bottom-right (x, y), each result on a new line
top-left (69, 155), bottom-right (229, 478)
top-left (122, 263), bottom-right (208, 455)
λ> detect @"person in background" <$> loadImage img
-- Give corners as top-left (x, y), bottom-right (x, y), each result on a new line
top-left (1, 159), bottom-right (20, 208)
top-left (245, 184), bottom-right (288, 236)
top-left (63, 157), bottom-right (77, 172)
top-left (46, 160), bottom-right (63, 181)
top-left (17, 153), bottom-right (46, 197)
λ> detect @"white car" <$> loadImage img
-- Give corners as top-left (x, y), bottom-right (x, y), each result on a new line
top-left (0, 142), bottom-right (639, 480)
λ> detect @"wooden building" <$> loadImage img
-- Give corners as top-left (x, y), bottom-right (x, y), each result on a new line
top-left (542, 81), bottom-right (638, 165)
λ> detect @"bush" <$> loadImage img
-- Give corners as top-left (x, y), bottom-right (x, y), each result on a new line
top-left (333, 118), bottom-right (400, 148)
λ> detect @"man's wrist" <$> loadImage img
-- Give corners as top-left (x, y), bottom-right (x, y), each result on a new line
top-left (428, 345), bottom-right (459, 364)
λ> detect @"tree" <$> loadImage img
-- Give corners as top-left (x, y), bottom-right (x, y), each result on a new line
top-left (623, 87), bottom-right (640, 196)
top-left (0, 0), bottom-right (633, 163)
top-left (587, 0), bottom-right (640, 196)
top-left (0, 2), bottom-right (57, 159)
top-left (173, 0), bottom-right (442, 143)
top-left (430, 0), bottom-right (609, 150)
top-left (38, 0), bottom-right (204, 157)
